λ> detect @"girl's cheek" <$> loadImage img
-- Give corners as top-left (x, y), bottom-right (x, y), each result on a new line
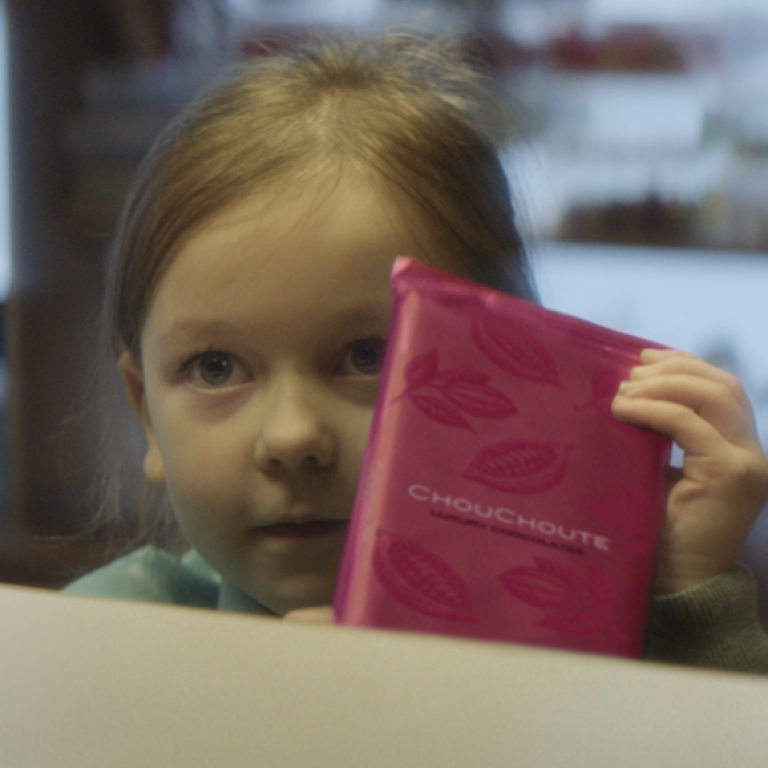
top-left (340, 407), bottom-right (376, 485)
top-left (357, 407), bottom-right (377, 454)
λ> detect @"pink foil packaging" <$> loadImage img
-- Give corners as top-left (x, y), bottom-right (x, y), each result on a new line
top-left (334, 258), bottom-right (672, 658)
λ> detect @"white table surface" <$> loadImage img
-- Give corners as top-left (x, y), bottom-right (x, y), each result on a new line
top-left (2, 582), bottom-right (768, 767)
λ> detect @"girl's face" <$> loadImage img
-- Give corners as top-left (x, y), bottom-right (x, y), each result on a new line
top-left (120, 175), bottom-right (450, 615)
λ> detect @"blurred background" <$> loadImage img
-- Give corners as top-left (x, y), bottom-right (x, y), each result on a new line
top-left (0, 0), bottom-right (766, 622)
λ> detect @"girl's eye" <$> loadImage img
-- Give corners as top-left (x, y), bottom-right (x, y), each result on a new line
top-left (188, 352), bottom-right (243, 389)
top-left (341, 338), bottom-right (386, 376)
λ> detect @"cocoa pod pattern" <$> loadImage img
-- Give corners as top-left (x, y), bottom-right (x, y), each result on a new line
top-left (497, 566), bottom-right (574, 609)
top-left (533, 554), bottom-right (584, 591)
top-left (373, 530), bottom-right (477, 622)
top-left (433, 379), bottom-right (518, 418)
top-left (471, 319), bottom-right (561, 386)
top-left (410, 394), bottom-right (474, 431)
top-left (433, 368), bottom-right (491, 387)
top-left (463, 440), bottom-right (570, 493)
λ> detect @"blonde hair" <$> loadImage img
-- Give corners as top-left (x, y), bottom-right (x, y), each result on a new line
top-left (109, 33), bottom-right (534, 358)
top-left (100, 33), bottom-right (536, 551)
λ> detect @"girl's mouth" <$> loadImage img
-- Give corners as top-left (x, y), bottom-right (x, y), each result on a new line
top-left (258, 520), bottom-right (348, 539)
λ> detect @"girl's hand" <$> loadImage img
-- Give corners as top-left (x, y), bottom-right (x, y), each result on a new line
top-left (612, 348), bottom-right (768, 595)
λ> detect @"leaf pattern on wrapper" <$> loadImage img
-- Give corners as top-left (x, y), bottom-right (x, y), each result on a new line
top-left (395, 351), bottom-right (517, 429)
top-left (593, 487), bottom-right (658, 555)
top-left (404, 349), bottom-right (439, 390)
top-left (575, 366), bottom-right (621, 413)
top-left (433, 368), bottom-right (491, 387)
top-left (471, 319), bottom-right (561, 387)
top-left (498, 557), bottom-right (626, 640)
top-left (373, 530), bottom-right (477, 622)
top-left (432, 377), bottom-right (518, 418)
top-left (463, 440), bottom-right (571, 494)
top-left (575, 366), bottom-right (637, 433)
top-left (410, 394), bottom-right (475, 431)
top-left (497, 566), bottom-right (574, 609)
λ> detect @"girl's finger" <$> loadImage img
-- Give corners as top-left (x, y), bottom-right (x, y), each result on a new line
top-left (613, 394), bottom-right (768, 504)
top-left (612, 394), bottom-right (733, 460)
top-left (617, 374), bottom-right (760, 449)
top-left (633, 349), bottom-right (752, 413)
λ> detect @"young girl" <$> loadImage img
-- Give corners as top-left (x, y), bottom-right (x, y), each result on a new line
top-left (65, 34), bottom-right (768, 672)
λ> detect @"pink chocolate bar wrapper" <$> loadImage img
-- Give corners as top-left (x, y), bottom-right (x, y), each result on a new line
top-left (334, 258), bottom-right (672, 658)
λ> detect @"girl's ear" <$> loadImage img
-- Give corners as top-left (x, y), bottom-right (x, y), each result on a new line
top-left (117, 351), bottom-right (165, 485)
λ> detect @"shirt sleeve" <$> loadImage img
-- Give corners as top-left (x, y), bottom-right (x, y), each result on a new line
top-left (646, 566), bottom-right (768, 674)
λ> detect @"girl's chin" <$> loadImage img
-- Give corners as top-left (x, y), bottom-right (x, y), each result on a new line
top-left (246, 566), bottom-right (340, 617)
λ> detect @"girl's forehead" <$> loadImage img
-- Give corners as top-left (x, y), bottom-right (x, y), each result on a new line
top-left (213, 172), bottom-right (426, 236)
top-left (143, 175), bottom-right (448, 332)
top-left (170, 174), bottom-right (455, 278)
top-left (178, 181), bottom-right (409, 273)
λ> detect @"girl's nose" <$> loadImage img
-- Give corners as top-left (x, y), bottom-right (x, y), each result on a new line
top-left (254, 381), bottom-right (337, 475)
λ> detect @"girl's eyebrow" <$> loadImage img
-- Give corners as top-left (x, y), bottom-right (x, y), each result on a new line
top-left (153, 305), bottom-right (392, 349)
top-left (153, 320), bottom-right (232, 350)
